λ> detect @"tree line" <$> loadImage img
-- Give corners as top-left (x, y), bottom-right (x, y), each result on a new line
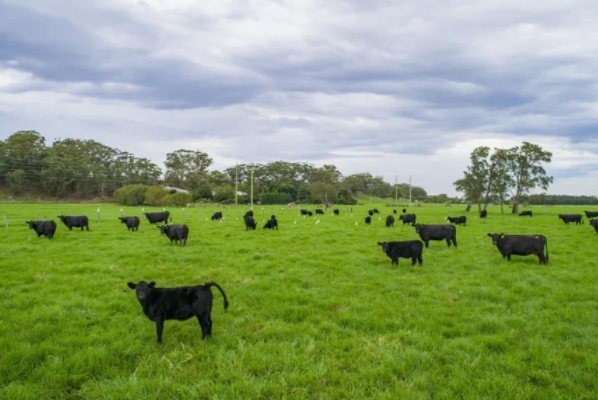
top-left (0, 131), bottom-right (428, 204)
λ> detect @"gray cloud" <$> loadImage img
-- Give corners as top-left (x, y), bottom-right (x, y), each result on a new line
top-left (1, 0), bottom-right (598, 195)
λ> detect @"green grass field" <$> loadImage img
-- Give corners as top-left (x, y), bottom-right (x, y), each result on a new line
top-left (0, 202), bottom-right (597, 399)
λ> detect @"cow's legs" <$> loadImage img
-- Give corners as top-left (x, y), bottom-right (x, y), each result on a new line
top-left (155, 318), bottom-right (164, 343)
top-left (452, 237), bottom-right (457, 248)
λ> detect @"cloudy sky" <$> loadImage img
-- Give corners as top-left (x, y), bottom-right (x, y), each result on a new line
top-left (1, 0), bottom-right (597, 195)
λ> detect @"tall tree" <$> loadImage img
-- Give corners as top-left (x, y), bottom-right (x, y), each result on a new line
top-left (1, 131), bottom-right (47, 185)
top-left (164, 150), bottom-right (213, 188)
top-left (504, 142), bottom-right (553, 214)
top-left (453, 146), bottom-right (491, 211)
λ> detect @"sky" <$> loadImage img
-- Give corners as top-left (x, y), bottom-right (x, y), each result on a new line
top-left (1, 0), bottom-right (597, 196)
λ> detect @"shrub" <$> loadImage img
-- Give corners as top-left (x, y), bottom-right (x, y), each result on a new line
top-left (114, 184), bottom-right (148, 205)
top-left (261, 192), bottom-right (293, 205)
top-left (162, 192), bottom-right (193, 207)
top-left (145, 186), bottom-right (170, 206)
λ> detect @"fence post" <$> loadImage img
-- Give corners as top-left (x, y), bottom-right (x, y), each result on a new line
top-left (182, 208), bottom-right (185, 221)
top-left (97, 208), bottom-right (101, 223)
top-left (4, 216), bottom-right (7, 228)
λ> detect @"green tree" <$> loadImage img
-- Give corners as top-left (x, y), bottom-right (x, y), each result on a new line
top-left (504, 142), bottom-right (553, 214)
top-left (5, 169), bottom-right (28, 194)
top-left (164, 150), bottom-right (213, 188)
top-left (453, 146), bottom-right (491, 211)
top-left (0, 131), bottom-right (47, 185)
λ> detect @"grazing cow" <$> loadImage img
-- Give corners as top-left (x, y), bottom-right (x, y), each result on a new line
top-left (264, 215), bottom-right (278, 230)
top-left (365, 216), bottom-right (372, 225)
top-left (308, 211), bottom-right (313, 216)
top-left (368, 210), bottom-right (374, 216)
top-left (385, 215), bottom-right (395, 227)
top-left (584, 211), bottom-right (598, 218)
top-left (590, 219), bottom-right (598, 233)
top-left (373, 209), bottom-right (380, 214)
top-left (393, 209), bottom-right (397, 214)
top-left (57, 215), bottom-right (89, 231)
top-left (244, 211), bottom-right (253, 218)
top-left (127, 281), bottom-right (229, 343)
top-left (399, 213), bottom-right (417, 226)
top-left (158, 224), bottom-right (189, 246)
top-left (558, 214), bottom-right (583, 225)
top-left (144, 211), bottom-right (171, 224)
top-left (300, 209), bottom-right (309, 216)
top-left (244, 215), bottom-right (257, 230)
top-left (315, 209), bottom-right (324, 215)
top-left (446, 216), bottom-right (467, 226)
top-left (402, 208), bottom-right (407, 214)
top-left (414, 224), bottom-right (457, 248)
top-left (465, 204), bottom-right (472, 212)
top-left (487, 233), bottom-right (548, 265)
top-left (119, 216), bottom-right (140, 231)
top-left (333, 209), bottom-right (340, 215)
top-left (519, 211), bottom-right (533, 217)
top-left (480, 210), bottom-right (488, 219)
top-left (25, 220), bottom-right (57, 239)
top-left (211, 211), bottom-right (223, 221)
top-left (377, 241), bottom-right (423, 266)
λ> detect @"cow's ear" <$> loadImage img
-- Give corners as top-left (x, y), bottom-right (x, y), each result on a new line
top-left (127, 282), bottom-right (136, 289)
top-left (487, 233), bottom-right (492, 237)
top-left (377, 242), bottom-right (383, 245)
top-left (149, 282), bottom-right (156, 288)
top-left (25, 221), bottom-right (29, 224)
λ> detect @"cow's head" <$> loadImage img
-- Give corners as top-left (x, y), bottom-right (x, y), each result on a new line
top-left (127, 281), bottom-right (156, 301)
top-left (487, 233), bottom-right (506, 245)
top-left (590, 219), bottom-right (598, 227)
top-left (414, 224), bottom-right (423, 233)
top-left (377, 241), bottom-right (389, 253)
top-left (157, 225), bottom-right (169, 234)
top-left (57, 215), bottom-right (66, 221)
top-left (25, 221), bottom-right (37, 229)
top-left (118, 217), bottom-right (126, 223)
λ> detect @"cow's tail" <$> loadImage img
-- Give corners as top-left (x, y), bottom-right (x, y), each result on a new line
top-left (206, 282), bottom-right (229, 310)
top-left (544, 236), bottom-right (549, 264)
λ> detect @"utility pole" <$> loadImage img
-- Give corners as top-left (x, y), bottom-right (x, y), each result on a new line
top-left (235, 164), bottom-right (238, 206)
top-left (395, 175), bottom-right (398, 205)
top-left (409, 175), bottom-right (412, 204)
top-left (250, 167), bottom-right (254, 209)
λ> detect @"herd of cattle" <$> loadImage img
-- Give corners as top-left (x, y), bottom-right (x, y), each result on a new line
top-left (21, 206), bottom-right (598, 343)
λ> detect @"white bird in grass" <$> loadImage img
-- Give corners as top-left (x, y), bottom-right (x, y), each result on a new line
top-left (294, 220), bottom-right (297, 224)
top-left (316, 219), bottom-right (320, 224)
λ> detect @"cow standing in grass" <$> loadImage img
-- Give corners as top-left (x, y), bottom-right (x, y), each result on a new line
top-left (558, 214), bottom-right (583, 225)
top-left (519, 211), bottom-right (533, 217)
top-left (244, 215), bottom-right (257, 230)
top-left (446, 216), bottom-right (467, 226)
top-left (399, 214), bottom-right (416, 226)
top-left (26, 220), bottom-right (57, 239)
top-left (144, 211), bottom-right (171, 224)
top-left (414, 224), bottom-right (457, 248)
top-left (385, 215), bottom-right (395, 227)
top-left (158, 224), bottom-right (189, 246)
top-left (127, 280), bottom-right (229, 343)
top-left (480, 210), bottom-right (488, 219)
top-left (590, 219), bottom-right (598, 234)
top-left (58, 215), bottom-right (89, 231)
top-left (584, 211), bottom-right (598, 218)
top-left (264, 215), bottom-right (278, 230)
top-left (119, 216), bottom-right (140, 231)
top-left (211, 211), bottom-right (223, 221)
top-left (378, 241), bottom-right (423, 266)
top-left (487, 233), bottom-right (548, 265)
top-left (365, 216), bottom-right (372, 225)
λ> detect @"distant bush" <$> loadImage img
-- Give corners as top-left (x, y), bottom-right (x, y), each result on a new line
top-left (145, 186), bottom-right (170, 206)
top-left (261, 192), bottom-right (293, 205)
top-left (162, 192), bottom-right (193, 207)
top-left (114, 184), bottom-right (148, 205)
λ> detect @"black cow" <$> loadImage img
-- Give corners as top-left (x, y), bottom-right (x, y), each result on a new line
top-left (414, 224), bottom-right (457, 248)
top-left (25, 220), bottom-right (57, 239)
top-left (264, 215), bottom-right (278, 230)
top-left (158, 224), bottom-right (189, 246)
top-left (519, 211), bottom-right (533, 217)
top-left (373, 209), bottom-right (380, 214)
top-left (590, 219), bottom-right (598, 233)
top-left (402, 208), bottom-right (407, 214)
top-left (308, 211), bottom-right (313, 216)
top-left (119, 216), bottom-right (140, 231)
top-left (144, 211), bottom-right (171, 224)
top-left (480, 210), bottom-right (488, 219)
top-left (333, 209), bottom-right (340, 215)
top-left (393, 209), bottom-right (397, 214)
top-left (368, 210), bottom-right (374, 216)
top-left (57, 215), bottom-right (89, 231)
top-left (300, 209), bottom-right (309, 216)
top-left (127, 281), bottom-right (229, 343)
top-left (244, 215), bottom-right (257, 230)
top-left (211, 211), bottom-right (223, 221)
top-left (487, 233), bottom-right (548, 265)
top-left (446, 216), bottom-right (467, 226)
top-left (378, 241), bottom-right (423, 266)
top-left (584, 211), bottom-right (598, 218)
top-left (558, 214), bottom-right (583, 225)
top-left (465, 204), bottom-right (472, 212)
top-left (365, 216), bottom-right (372, 225)
top-left (315, 209), bottom-right (324, 215)
top-left (385, 215), bottom-right (395, 227)
top-left (399, 213), bottom-right (416, 226)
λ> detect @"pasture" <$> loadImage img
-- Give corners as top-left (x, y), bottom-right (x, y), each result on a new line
top-left (0, 202), bottom-right (597, 400)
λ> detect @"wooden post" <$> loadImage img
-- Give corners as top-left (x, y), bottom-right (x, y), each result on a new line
top-left (4, 216), bottom-right (7, 228)
top-left (97, 208), bottom-right (101, 223)
top-left (182, 208), bottom-right (185, 220)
